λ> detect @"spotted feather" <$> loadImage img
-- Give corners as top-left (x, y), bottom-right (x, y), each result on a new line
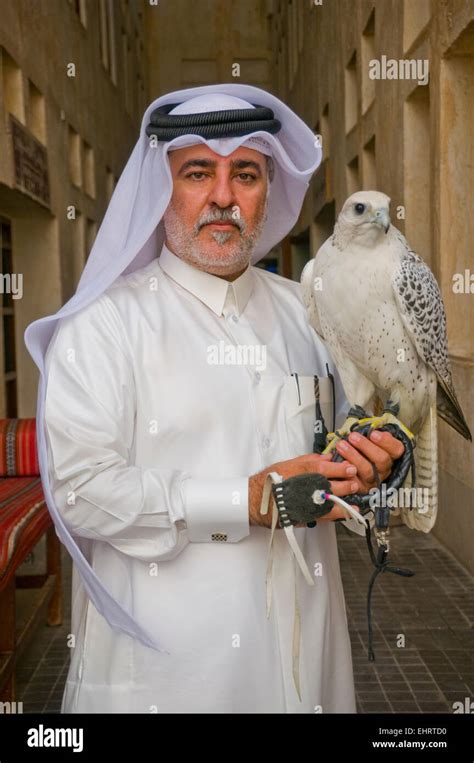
top-left (392, 231), bottom-right (471, 440)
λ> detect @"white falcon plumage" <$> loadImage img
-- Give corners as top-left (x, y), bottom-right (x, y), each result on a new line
top-left (301, 191), bottom-right (471, 533)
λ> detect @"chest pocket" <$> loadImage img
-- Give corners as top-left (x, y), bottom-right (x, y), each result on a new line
top-left (283, 372), bottom-right (336, 457)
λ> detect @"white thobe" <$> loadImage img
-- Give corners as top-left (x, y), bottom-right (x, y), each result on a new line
top-left (44, 242), bottom-right (357, 714)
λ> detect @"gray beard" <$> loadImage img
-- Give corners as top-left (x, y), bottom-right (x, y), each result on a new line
top-left (163, 189), bottom-right (269, 272)
top-left (209, 229), bottom-right (234, 246)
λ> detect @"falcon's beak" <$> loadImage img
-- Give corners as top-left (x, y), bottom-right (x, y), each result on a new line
top-left (372, 208), bottom-right (391, 234)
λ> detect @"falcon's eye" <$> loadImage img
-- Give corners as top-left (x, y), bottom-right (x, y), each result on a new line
top-left (354, 203), bottom-right (365, 215)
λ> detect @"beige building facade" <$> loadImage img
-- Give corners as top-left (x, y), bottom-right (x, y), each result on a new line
top-left (0, 0), bottom-right (149, 417)
top-left (146, 0), bottom-right (273, 96)
top-left (269, 0), bottom-right (474, 573)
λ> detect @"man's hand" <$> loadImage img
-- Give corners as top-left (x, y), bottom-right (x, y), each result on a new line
top-left (248, 431), bottom-right (406, 529)
top-left (249, 453), bottom-right (360, 529)
top-left (335, 430), bottom-right (405, 494)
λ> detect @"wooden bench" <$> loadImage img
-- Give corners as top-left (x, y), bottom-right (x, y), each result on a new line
top-left (0, 419), bottom-right (62, 701)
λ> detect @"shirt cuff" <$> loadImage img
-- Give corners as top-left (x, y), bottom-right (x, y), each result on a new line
top-left (180, 477), bottom-right (250, 543)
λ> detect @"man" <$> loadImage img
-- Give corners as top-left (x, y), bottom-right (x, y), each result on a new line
top-left (26, 85), bottom-right (403, 713)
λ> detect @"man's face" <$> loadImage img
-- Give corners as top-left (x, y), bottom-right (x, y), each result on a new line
top-left (163, 144), bottom-right (270, 278)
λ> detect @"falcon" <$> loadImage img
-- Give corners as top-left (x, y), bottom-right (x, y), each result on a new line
top-left (301, 191), bottom-right (471, 533)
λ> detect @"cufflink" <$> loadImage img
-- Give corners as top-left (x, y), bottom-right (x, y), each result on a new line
top-left (211, 532), bottom-right (228, 542)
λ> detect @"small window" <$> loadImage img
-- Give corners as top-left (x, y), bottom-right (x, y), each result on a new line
top-left (362, 136), bottom-right (376, 190)
top-left (361, 11), bottom-right (375, 114)
top-left (346, 155), bottom-right (359, 196)
top-left (28, 80), bottom-right (46, 144)
top-left (321, 104), bottom-right (330, 159)
top-left (105, 167), bottom-right (115, 202)
top-left (72, 209), bottom-right (85, 286)
top-left (99, 0), bottom-right (117, 83)
top-left (345, 51), bottom-right (358, 134)
top-left (86, 219), bottom-right (97, 260)
top-left (83, 142), bottom-right (96, 198)
top-left (72, 0), bottom-right (87, 27)
top-left (403, 0), bottom-right (430, 52)
top-left (68, 126), bottom-right (82, 187)
top-left (1, 49), bottom-right (25, 123)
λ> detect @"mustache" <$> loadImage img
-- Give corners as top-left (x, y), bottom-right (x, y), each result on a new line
top-left (195, 209), bottom-right (245, 234)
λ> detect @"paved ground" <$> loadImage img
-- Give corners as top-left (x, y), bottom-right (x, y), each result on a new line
top-left (14, 545), bottom-right (72, 714)
top-left (13, 523), bottom-right (474, 714)
top-left (339, 523), bottom-right (474, 713)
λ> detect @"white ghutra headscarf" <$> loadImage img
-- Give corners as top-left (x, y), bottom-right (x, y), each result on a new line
top-left (24, 84), bottom-right (322, 651)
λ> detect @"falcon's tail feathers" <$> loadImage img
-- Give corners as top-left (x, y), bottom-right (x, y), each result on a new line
top-left (437, 382), bottom-right (472, 441)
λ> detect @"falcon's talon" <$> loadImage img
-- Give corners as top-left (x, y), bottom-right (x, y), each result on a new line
top-left (347, 405), bottom-right (368, 420)
top-left (372, 412), bottom-right (416, 440)
top-left (358, 415), bottom-right (383, 428)
top-left (383, 400), bottom-right (400, 417)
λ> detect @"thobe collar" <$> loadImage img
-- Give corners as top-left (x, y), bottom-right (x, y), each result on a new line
top-left (158, 241), bottom-right (254, 317)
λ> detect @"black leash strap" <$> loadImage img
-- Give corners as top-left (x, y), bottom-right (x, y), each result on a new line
top-left (364, 518), bottom-right (415, 662)
top-left (312, 376), bottom-right (416, 661)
